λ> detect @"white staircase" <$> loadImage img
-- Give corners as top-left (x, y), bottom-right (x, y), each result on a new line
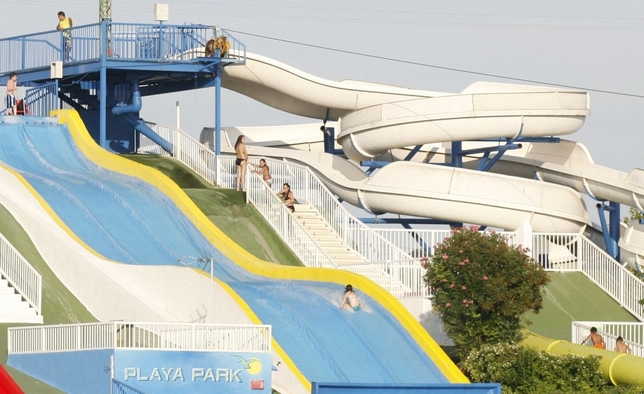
top-left (0, 278), bottom-right (42, 324)
top-left (294, 204), bottom-right (367, 266)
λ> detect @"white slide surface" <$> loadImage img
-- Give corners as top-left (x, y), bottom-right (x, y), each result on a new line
top-left (218, 52), bottom-right (642, 253)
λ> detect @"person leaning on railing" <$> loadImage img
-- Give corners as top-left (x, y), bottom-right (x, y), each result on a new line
top-left (56, 11), bottom-right (73, 62)
top-left (251, 158), bottom-right (272, 188)
top-left (615, 336), bottom-right (631, 354)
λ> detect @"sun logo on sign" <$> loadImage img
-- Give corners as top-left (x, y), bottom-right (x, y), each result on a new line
top-left (233, 355), bottom-right (263, 375)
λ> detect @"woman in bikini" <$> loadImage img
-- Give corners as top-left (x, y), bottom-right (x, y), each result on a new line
top-left (277, 183), bottom-right (295, 212)
top-left (251, 158), bottom-right (272, 188)
top-left (339, 284), bottom-right (361, 312)
top-left (234, 135), bottom-right (248, 191)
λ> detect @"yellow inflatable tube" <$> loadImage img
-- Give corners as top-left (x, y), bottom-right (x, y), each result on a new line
top-left (522, 332), bottom-right (644, 386)
top-left (54, 110), bottom-right (468, 385)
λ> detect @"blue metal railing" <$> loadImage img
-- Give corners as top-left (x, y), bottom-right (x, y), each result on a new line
top-left (24, 81), bottom-right (59, 117)
top-left (113, 379), bottom-right (146, 394)
top-left (0, 22), bottom-right (246, 74)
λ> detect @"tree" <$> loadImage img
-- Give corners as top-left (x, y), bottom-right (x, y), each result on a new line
top-left (423, 226), bottom-right (550, 359)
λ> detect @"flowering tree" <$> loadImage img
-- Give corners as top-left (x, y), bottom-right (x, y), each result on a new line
top-left (423, 226), bottom-right (550, 358)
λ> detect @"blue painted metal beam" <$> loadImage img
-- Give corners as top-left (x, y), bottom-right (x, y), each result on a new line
top-left (596, 202), bottom-right (620, 260)
top-left (403, 145), bottom-right (423, 161)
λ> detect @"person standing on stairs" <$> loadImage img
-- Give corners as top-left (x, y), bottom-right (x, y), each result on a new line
top-left (234, 135), bottom-right (248, 191)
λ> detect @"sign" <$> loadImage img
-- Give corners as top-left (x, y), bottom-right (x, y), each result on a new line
top-left (115, 350), bottom-right (272, 393)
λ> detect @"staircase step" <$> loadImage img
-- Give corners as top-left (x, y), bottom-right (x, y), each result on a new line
top-left (0, 305), bottom-right (35, 314)
top-left (0, 314), bottom-right (43, 324)
top-left (0, 286), bottom-right (15, 295)
top-left (0, 293), bottom-right (21, 302)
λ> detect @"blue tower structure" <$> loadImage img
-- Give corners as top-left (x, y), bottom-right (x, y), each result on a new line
top-left (0, 20), bottom-right (244, 156)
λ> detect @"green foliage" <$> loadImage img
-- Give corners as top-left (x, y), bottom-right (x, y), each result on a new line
top-left (423, 227), bottom-right (550, 358)
top-left (623, 207), bottom-right (644, 225)
top-left (462, 343), bottom-right (606, 394)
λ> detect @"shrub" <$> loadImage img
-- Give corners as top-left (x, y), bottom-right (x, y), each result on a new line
top-left (462, 343), bottom-right (605, 394)
top-left (423, 227), bottom-right (549, 358)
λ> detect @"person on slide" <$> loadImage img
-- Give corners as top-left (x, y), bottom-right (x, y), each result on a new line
top-left (340, 284), bottom-right (361, 312)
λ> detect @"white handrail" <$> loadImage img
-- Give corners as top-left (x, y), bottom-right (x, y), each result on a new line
top-left (572, 321), bottom-right (644, 358)
top-left (533, 233), bottom-right (644, 321)
top-left (136, 124), bottom-right (644, 309)
top-left (229, 157), bottom-right (338, 269)
top-left (0, 232), bottom-right (41, 316)
top-left (8, 322), bottom-right (272, 354)
top-left (255, 157), bottom-right (412, 263)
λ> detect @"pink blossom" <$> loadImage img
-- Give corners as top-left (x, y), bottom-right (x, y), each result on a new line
top-left (445, 303), bottom-right (451, 307)
top-left (459, 250), bottom-right (463, 254)
top-left (450, 283), bottom-right (455, 288)
top-left (442, 254), bottom-right (449, 260)
top-left (483, 276), bottom-right (488, 280)
top-left (459, 262), bottom-right (465, 266)
top-left (470, 225), bottom-right (480, 231)
top-left (462, 286), bottom-right (467, 290)
top-left (463, 299), bottom-right (467, 303)
top-left (464, 258), bottom-right (470, 263)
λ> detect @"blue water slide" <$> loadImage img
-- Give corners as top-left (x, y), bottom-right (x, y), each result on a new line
top-left (0, 118), bottom-right (450, 385)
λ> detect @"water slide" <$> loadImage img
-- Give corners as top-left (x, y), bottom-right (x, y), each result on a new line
top-left (0, 112), bottom-right (466, 393)
top-left (215, 52), bottom-right (643, 250)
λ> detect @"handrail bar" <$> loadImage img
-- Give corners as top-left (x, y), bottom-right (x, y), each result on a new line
top-left (0, 232), bottom-right (41, 315)
top-left (8, 322), bottom-right (272, 354)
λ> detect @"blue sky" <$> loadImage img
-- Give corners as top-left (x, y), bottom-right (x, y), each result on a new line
top-left (2, 1), bottom-right (641, 177)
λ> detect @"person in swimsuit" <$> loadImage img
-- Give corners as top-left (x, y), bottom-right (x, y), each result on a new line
top-left (581, 327), bottom-right (605, 349)
top-left (251, 158), bottom-right (272, 187)
top-left (615, 336), bottom-right (631, 354)
top-left (234, 135), bottom-right (248, 191)
top-left (340, 284), bottom-right (361, 312)
top-left (5, 73), bottom-right (17, 115)
top-left (277, 183), bottom-right (295, 212)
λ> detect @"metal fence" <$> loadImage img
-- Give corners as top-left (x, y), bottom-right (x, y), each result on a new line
top-left (113, 379), bottom-right (146, 394)
top-left (532, 233), bottom-right (644, 321)
top-left (242, 158), bottom-right (337, 269)
top-left (24, 81), bottom-right (60, 117)
top-left (572, 321), bottom-right (644, 358)
top-left (0, 232), bottom-right (41, 316)
top-left (0, 22), bottom-right (245, 74)
top-left (136, 124), bottom-right (644, 307)
top-left (8, 322), bottom-right (272, 354)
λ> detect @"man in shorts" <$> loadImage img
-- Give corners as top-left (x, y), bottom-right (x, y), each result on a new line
top-left (5, 73), bottom-right (17, 115)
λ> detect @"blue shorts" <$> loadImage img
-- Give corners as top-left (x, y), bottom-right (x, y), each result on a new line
top-left (352, 305), bottom-right (361, 312)
top-left (6, 94), bottom-right (16, 109)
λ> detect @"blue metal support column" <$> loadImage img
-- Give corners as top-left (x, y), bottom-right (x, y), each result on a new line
top-left (214, 62), bottom-right (222, 183)
top-left (596, 202), bottom-right (621, 261)
top-left (451, 141), bottom-right (462, 167)
top-left (609, 201), bottom-right (621, 261)
top-left (99, 20), bottom-right (108, 149)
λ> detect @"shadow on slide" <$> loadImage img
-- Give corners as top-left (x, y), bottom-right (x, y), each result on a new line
top-left (0, 111), bottom-right (466, 389)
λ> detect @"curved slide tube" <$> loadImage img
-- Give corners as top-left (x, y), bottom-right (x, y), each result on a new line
top-left (0, 111), bottom-right (467, 392)
top-left (522, 333), bottom-right (644, 386)
top-left (337, 83), bottom-right (589, 162)
top-left (210, 140), bottom-right (590, 233)
top-left (216, 50), bottom-right (638, 257)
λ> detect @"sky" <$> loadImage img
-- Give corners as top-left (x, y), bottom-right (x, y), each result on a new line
top-left (1, 1), bottom-right (642, 218)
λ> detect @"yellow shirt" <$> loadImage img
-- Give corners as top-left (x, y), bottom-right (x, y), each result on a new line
top-left (59, 18), bottom-right (71, 30)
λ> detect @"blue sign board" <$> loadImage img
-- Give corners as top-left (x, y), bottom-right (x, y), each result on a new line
top-left (114, 349), bottom-right (272, 393)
